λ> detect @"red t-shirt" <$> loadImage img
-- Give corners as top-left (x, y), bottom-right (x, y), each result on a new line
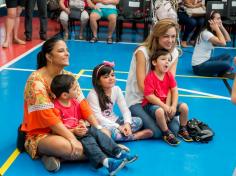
top-left (54, 98), bottom-right (92, 129)
top-left (142, 71), bottom-right (176, 106)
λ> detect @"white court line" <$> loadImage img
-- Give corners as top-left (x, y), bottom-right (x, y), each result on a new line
top-left (1, 69), bottom-right (231, 100)
top-left (79, 74), bottom-right (230, 100)
top-left (0, 43), bottom-right (43, 72)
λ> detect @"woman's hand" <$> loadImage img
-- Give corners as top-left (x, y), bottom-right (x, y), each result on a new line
top-left (69, 139), bottom-right (83, 160)
top-left (209, 20), bottom-right (219, 32)
top-left (65, 8), bottom-right (70, 15)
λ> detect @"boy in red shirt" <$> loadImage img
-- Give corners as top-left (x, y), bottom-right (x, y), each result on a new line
top-left (142, 49), bottom-right (193, 146)
top-left (51, 74), bottom-right (137, 176)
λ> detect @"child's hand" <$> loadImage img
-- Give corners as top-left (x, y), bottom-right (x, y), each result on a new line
top-left (123, 123), bottom-right (132, 136)
top-left (163, 104), bottom-right (171, 114)
top-left (74, 125), bottom-right (88, 137)
top-left (169, 106), bottom-right (177, 117)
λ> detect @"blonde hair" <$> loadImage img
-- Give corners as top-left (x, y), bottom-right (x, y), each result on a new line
top-left (141, 19), bottom-right (179, 57)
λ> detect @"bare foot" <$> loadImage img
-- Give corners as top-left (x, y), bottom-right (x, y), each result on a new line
top-left (2, 42), bottom-right (9, 48)
top-left (133, 129), bottom-right (153, 140)
top-left (13, 38), bottom-right (26, 45)
top-left (233, 57), bottom-right (236, 65)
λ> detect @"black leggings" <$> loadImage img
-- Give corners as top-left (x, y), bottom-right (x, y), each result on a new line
top-left (5, 0), bottom-right (25, 8)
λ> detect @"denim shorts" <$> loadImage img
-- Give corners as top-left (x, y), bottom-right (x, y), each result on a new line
top-left (92, 8), bottom-right (117, 18)
top-left (144, 103), bottom-right (182, 120)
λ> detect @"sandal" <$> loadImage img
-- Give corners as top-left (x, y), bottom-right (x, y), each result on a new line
top-left (107, 37), bottom-right (113, 44)
top-left (90, 36), bottom-right (98, 43)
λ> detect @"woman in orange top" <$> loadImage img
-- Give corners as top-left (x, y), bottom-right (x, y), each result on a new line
top-left (21, 37), bottom-right (102, 172)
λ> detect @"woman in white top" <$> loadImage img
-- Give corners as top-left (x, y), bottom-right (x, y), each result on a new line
top-left (87, 62), bottom-right (153, 141)
top-left (125, 19), bottom-right (180, 139)
top-left (192, 11), bottom-right (234, 78)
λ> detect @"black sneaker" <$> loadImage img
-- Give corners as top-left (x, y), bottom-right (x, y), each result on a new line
top-left (178, 126), bottom-right (193, 142)
top-left (163, 130), bottom-right (180, 146)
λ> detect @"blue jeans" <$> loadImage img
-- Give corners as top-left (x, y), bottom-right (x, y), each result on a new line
top-left (129, 103), bottom-right (179, 138)
top-left (193, 53), bottom-right (232, 76)
top-left (111, 117), bottom-right (143, 141)
top-left (78, 127), bottom-right (122, 169)
top-left (178, 12), bottom-right (205, 41)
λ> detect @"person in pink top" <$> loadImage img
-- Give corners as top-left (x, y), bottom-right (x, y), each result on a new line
top-left (51, 74), bottom-right (138, 176)
top-left (142, 49), bottom-right (193, 146)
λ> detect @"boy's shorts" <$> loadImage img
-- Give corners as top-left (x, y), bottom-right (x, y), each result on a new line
top-left (144, 103), bottom-right (183, 120)
top-left (91, 8), bottom-right (117, 18)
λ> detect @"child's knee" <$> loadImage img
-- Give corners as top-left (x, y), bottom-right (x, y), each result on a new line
top-left (179, 103), bottom-right (189, 114)
top-left (155, 108), bottom-right (165, 119)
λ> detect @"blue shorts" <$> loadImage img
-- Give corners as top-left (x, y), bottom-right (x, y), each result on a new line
top-left (91, 8), bottom-right (117, 18)
top-left (144, 103), bottom-right (183, 120)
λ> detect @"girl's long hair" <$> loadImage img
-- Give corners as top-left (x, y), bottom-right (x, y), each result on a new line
top-left (92, 64), bottom-right (114, 111)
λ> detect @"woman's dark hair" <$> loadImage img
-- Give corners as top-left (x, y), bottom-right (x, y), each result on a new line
top-left (50, 74), bottom-right (75, 98)
top-left (150, 49), bottom-right (171, 70)
top-left (37, 37), bottom-right (63, 69)
top-left (197, 11), bottom-right (220, 43)
top-left (92, 64), bottom-right (114, 111)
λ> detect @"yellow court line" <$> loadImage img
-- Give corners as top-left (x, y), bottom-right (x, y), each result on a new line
top-left (82, 69), bottom-right (229, 79)
top-left (0, 149), bottom-right (21, 176)
top-left (76, 69), bottom-right (85, 79)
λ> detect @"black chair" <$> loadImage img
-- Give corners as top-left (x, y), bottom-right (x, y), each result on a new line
top-left (116, 0), bottom-right (151, 42)
top-left (226, 0), bottom-right (236, 46)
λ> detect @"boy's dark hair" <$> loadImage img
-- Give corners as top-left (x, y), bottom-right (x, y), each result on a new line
top-left (92, 64), bottom-right (114, 111)
top-left (150, 49), bottom-right (171, 70)
top-left (51, 74), bottom-right (75, 98)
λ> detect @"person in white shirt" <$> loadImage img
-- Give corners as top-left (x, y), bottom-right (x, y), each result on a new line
top-left (87, 62), bottom-right (153, 141)
top-left (192, 11), bottom-right (235, 78)
top-left (125, 19), bottom-right (180, 139)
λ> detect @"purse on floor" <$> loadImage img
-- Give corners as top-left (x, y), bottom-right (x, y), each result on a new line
top-left (16, 124), bottom-right (26, 152)
top-left (69, 8), bottom-right (82, 20)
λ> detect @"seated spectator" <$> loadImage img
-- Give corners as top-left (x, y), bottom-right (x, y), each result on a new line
top-left (2, 0), bottom-right (25, 48)
top-left (87, 62), bottom-right (153, 141)
top-left (192, 11), bottom-right (235, 78)
top-left (21, 38), bottom-right (85, 172)
top-left (89, 0), bottom-right (119, 44)
top-left (59, 0), bottom-right (94, 40)
top-left (50, 74), bottom-right (138, 176)
top-left (178, 0), bottom-right (205, 47)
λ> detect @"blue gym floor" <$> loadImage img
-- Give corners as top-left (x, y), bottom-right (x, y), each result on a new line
top-left (0, 41), bottom-right (235, 176)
